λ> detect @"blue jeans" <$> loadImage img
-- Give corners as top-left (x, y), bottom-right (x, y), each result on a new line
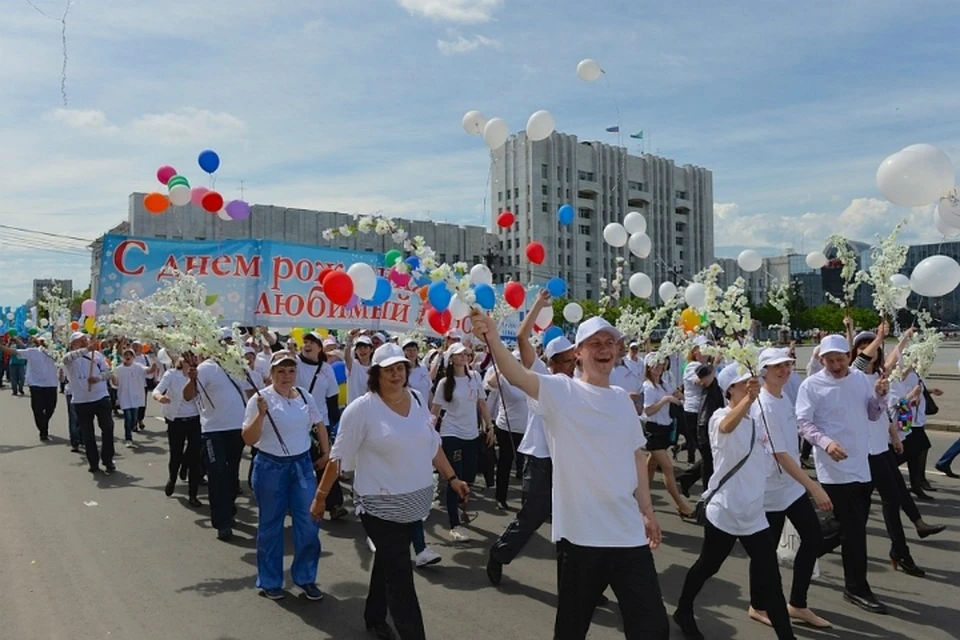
top-left (251, 450), bottom-right (321, 590)
top-left (410, 520), bottom-right (426, 554)
top-left (66, 395), bottom-right (80, 447)
top-left (937, 437), bottom-right (960, 468)
top-left (122, 408), bottom-right (139, 441)
top-left (8, 364), bottom-right (25, 394)
top-left (441, 436), bottom-right (477, 528)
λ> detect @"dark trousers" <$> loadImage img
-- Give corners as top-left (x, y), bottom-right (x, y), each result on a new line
top-left (897, 428), bottom-right (931, 489)
top-left (138, 389), bottom-right (147, 424)
top-left (476, 433), bottom-right (496, 489)
top-left (361, 513), bottom-right (426, 640)
top-left (679, 521), bottom-right (794, 639)
top-left (203, 430), bottom-right (245, 530)
top-left (681, 411), bottom-right (699, 463)
top-left (491, 457), bottom-right (552, 565)
top-left (677, 421), bottom-right (713, 494)
top-left (555, 540), bottom-right (669, 640)
top-left (869, 450), bottom-right (919, 558)
top-left (495, 428), bottom-right (525, 504)
top-left (822, 482), bottom-right (873, 595)
top-left (75, 396), bottom-right (115, 469)
top-left (167, 417), bottom-right (202, 497)
top-left (441, 436), bottom-right (477, 528)
top-left (29, 385), bottom-right (58, 438)
top-left (8, 364), bottom-right (25, 394)
top-left (751, 495), bottom-right (822, 610)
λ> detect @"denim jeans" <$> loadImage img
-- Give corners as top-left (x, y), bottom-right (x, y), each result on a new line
top-left (410, 520), bottom-right (426, 554)
top-left (441, 436), bottom-right (477, 528)
top-left (122, 408), bottom-right (139, 441)
top-left (251, 450), bottom-right (321, 590)
top-left (202, 430), bottom-right (245, 531)
top-left (66, 395), bottom-right (80, 448)
top-left (937, 437), bottom-right (960, 468)
top-left (8, 363), bottom-right (25, 394)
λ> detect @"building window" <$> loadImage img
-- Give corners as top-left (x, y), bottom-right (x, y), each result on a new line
top-left (586, 273), bottom-right (592, 283)
top-left (628, 180), bottom-right (644, 191)
top-left (566, 188), bottom-right (570, 199)
top-left (499, 240), bottom-right (504, 251)
top-left (541, 164), bottom-right (549, 179)
top-left (578, 170), bottom-right (595, 181)
top-left (507, 256), bottom-right (512, 266)
top-left (675, 190), bottom-right (688, 199)
top-left (566, 168), bottom-right (571, 181)
top-left (514, 221), bottom-right (519, 231)
top-left (675, 237), bottom-right (684, 246)
top-left (679, 250), bottom-right (684, 260)
top-left (578, 208), bottom-right (591, 219)
top-left (541, 184), bottom-right (548, 196)
top-left (526, 184), bottom-right (530, 195)
top-left (586, 289), bottom-right (593, 300)
top-left (498, 191), bottom-right (503, 201)
top-left (439, 253), bottom-right (446, 263)
top-left (675, 222), bottom-right (685, 232)
top-left (566, 238), bottom-right (571, 249)
top-left (586, 257), bottom-right (592, 268)
top-left (507, 239), bottom-right (512, 249)
top-left (452, 254), bottom-right (460, 263)
top-left (579, 224), bottom-right (591, 235)
top-left (585, 241), bottom-right (592, 251)
top-left (566, 255), bottom-right (571, 266)
top-left (514, 188), bottom-right (519, 198)
top-left (557, 187), bottom-right (562, 198)
top-left (557, 166), bottom-right (563, 181)
top-left (542, 202), bottom-right (549, 213)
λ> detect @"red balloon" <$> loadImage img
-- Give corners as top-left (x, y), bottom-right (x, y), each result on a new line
top-left (525, 241), bottom-right (545, 265)
top-left (428, 308), bottom-right (452, 334)
top-left (202, 191), bottom-right (224, 213)
top-left (317, 267), bottom-right (334, 286)
top-left (497, 210), bottom-right (515, 228)
top-left (504, 281), bottom-right (525, 309)
top-left (322, 270), bottom-right (354, 306)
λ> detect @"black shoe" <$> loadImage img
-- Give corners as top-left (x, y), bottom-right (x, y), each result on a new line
top-left (921, 479), bottom-right (937, 492)
top-left (328, 505), bottom-right (348, 521)
top-left (188, 496), bottom-right (203, 508)
top-left (843, 591), bottom-right (887, 614)
top-left (217, 528), bottom-right (233, 541)
top-left (679, 478), bottom-right (692, 499)
top-left (672, 608), bottom-right (704, 639)
top-left (911, 487), bottom-right (935, 501)
top-left (365, 621), bottom-right (397, 640)
top-left (70, 446), bottom-right (80, 453)
top-left (179, 466), bottom-right (188, 481)
top-left (917, 522), bottom-right (946, 539)
top-left (104, 464), bottom-right (116, 474)
top-left (164, 478), bottom-right (176, 497)
top-left (88, 466), bottom-right (99, 474)
top-left (486, 556), bottom-right (503, 586)
top-left (890, 552), bottom-right (925, 577)
top-left (496, 500), bottom-right (509, 511)
top-left (40, 434), bottom-right (49, 442)
top-left (935, 463), bottom-right (959, 478)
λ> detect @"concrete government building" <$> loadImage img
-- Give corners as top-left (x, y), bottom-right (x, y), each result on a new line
top-left (491, 131), bottom-right (714, 300)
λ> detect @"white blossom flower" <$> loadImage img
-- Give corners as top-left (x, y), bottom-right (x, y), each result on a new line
top-left (321, 229), bottom-right (336, 241)
top-left (338, 225), bottom-right (354, 237)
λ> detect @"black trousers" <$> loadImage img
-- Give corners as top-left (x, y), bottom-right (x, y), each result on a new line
top-left (555, 539), bottom-right (669, 640)
top-left (869, 450), bottom-right (919, 558)
top-left (75, 396), bottom-right (115, 469)
top-left (167, 417), bottom-right (202, 497)
top-left (29, 385), bottom-right (58, 438)
top-left (203, 430), bottom-right (245, 530)
top-left (495, 428), bottom-right (525, 504)
top-left (681, 411), bottom-right (699, 462)
top-left (822, 482), bottom-right (873, 596)
top-left (491, 457), bottom-right (552, 565)
top-left (138, 389), bottom-right (147, 424)
top-left (750, 495), bottom-right (822, 610)
top-left (896, 428), bottom-right (931, 489)
top-left (677, 421), bottom-right (714, 494)
top-left (360, 513), bottom-right (426, 640)
top-left (679, 521), bottom-right (794, 639)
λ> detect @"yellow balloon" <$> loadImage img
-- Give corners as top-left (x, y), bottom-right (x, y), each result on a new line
top-left (679, 308), bottom-right (700, 333)
top-left (313, 328), bottom-right (329, 338)
top-left (290, 327), bottom-right (305, 347)
top-left (84, 317), bottom-right (97, 335)
top-left (338, 382), bottom-right (347, 407)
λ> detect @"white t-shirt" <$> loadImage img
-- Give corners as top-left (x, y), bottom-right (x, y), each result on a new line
top-left (706, 407), bottom-right (773, 535)
top-left (530, 374), bottom-right (648, 547)
top-left (254, 351), bottom-right (272, 381)
top-left (796, 369), bottom-right (874, 484)
top-left (682, 361), bottom-right (706, 413)
top-left (115, 362), bottom-right (149, 410)
top-left (296, 358), bottom-right (337, 424)
top-left (63, 350), bottom-right (110, 404)
top-left (196, 360), bottom-right (248, 433)
top-left (18, 348), bottom-right (59, 387)
top-left (243, 386), bottom-right (319, 457)
top-left (863, 371), bottom-right (892, 455)
top-left (641, 380), bottom-right (672, 426)
top-left (518, 360), bottom-right (551, 458)
top-left (153, 368), bottom-right (199, 420)
top-left (783, 371), bottom-right (802, 406)
top-left (494, 376), bottom-right (529, 434)
top-left (610, 361), bottom-right (644, 405)
top-left (407, 363), bottom-right (432, 404)
top-left (751, 389), bottom-right (806, 512)
top-left (347, 360), bottom-right (370, 405)
top-left (433, 371), bottom-right (483, 440)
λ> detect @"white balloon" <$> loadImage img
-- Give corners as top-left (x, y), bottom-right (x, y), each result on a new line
top-left (24, 319), bottom-right (34, 329)
top-left (347, 262), bottom-right (377, 299)
top-left (936, 193), bottom-right (960, 229)
top-left (168, 184), bottom-right (191, 207)
top-left (623, 211), bottom-right (646, 235)
top-left (935, 207), bottom-right (960, 238)
top-left (910, 255), bottom-right (960, 297)
top-left (894, 288), bottom-right (911, 310)
top-left (449, 296), bottom-right (470, 320)
top-left (627, 232), bottom-right (651, 258)
top-left (738, 249), bottom-right (763, 272)
top-left (563, 302), bottom-right (583, 323)
top-left (576, 58), bottom-right (602, 82)
top-left (483, 117), bottom-right (509, 150)
top-left (536, 306), bottom-right (554, 329)
top-left (40, 318), bottom-right (49, 327)
top-left (525, 110), bottom-right (556, 142)
top-left (469, 263), bottom-right (493, 286)
top-left (684, 282), bottom-right (706, 308)
top-left (805, 251), bottom-right (828, 270)
top-left (658, 281), bottom-right (678, 302)
top-left (462, 110), bottom-right (486, 136)
top-left (157, 348), bottom-right (173, 366)
top-left (629, 272), bottom-right (653, 298)
top-left (876, 145), bottom-right (956, 206)
top-left (603, 222), bottom-right (628, 247)
top-left (5, 313), bottom-right (13, 320)
top-left (890, 273), bottom-right (910, 288)
top-left (217, 208), bottom-right (232, 221)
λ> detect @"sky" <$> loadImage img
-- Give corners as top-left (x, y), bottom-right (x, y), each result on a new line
top-left (2, 0), bottom-right (960, 304)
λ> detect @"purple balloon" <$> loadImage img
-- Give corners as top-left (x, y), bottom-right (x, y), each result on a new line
top-left (225, 199), bottom-right (251, 220)
top-left (345, 294), bottom-right (359, 311)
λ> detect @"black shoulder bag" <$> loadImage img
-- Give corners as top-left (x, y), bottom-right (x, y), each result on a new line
top-left (921, 381), bottom-right (939, 416)
top-left (694, 417), bottom-right (756, 526)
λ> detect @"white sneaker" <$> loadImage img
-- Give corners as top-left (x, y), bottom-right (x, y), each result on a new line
top-left (415, 547), bottom-right (442, 567)
top-left (449, 528), bottom-right (469, 542)
top-left (124, 441), bottom-right (133, 448)
top-left (366, 537), bottom-right (377, 553)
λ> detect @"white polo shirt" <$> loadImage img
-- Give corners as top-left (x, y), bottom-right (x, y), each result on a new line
top-left (243, 386), bottom-right (320, 457)
top-left (17, 348), bottom-right (59, 387)
top-left (196, 360), bottom-right (248, 433)
top-left (153, 368), bottom-right (199, 420)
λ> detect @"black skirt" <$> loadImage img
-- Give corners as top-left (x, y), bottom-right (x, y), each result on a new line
top-left (644, 422), bottom-right (674, 451)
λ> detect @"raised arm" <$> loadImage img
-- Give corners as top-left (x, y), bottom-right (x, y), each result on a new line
top-left (519, 289), bottom-right (550, 369)
top-left (470, 310), bottom-right (540, 400)
top-left (718, 378), bottom-right (759, 433)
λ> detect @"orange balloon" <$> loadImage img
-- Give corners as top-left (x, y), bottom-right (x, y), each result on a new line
top-left (418, 285), bottom-right (429, 303)
top-left (144, 192), bottom-right (169, 215)
top-left (679, 308), bottom-right (700, 334)
top-left (141, 344), bottom-right (151, 354)
top-left (70, 321), bottom-right (80, 331)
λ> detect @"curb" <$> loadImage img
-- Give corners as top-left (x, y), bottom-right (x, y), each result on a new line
top-left (926, 422), bottom-right (960, 433)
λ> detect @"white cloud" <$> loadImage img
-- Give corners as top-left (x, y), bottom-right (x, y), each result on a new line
top-left (436, 34), bottom-right (502, 55)
top-left (48, 108), bottom-right (118, 134)
top-left (129, 108), bottom-right (247, 144)
top-left (399, 0), bottom-right (503, 23)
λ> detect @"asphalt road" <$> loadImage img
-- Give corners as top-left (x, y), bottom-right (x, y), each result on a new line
top-left (1, 391), bottom-right (958, 640)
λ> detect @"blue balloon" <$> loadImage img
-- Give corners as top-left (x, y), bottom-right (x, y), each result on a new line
top-left (363, 276), bottom-right (392, 306)
top-left (558, 204), bottom-right (574, 225)
top-left (474, 283), bottom-right (496, 311)
top-left (543, 326), bottom-right (564, 346)
top-left (332, 361), bottom-right (347, 385)
top-left (405, 256), bottom-right (420, 271)
top-left (546, 277), bottom-right (567, 298)
top-left (428, 281), bottom-right (452, 312)
top-left (198, 149), bottom-right (220, 174)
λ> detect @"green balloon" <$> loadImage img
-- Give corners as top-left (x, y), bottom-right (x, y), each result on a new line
top-left (699, 311), bottom-right (709, 324)
top-left (6, 328), bottom-right (17, 336)
top-left (385, 250), bottom-right (402, 267)
top-left (167, 176), bottom-right (190, 188)
top-left (27, 328), bottom-right (38, 335)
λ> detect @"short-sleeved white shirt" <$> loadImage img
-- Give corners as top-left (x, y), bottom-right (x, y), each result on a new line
top-left (641, 380), bottom-right (672, 426)
top-left (115, 363), bottom-right (149, 410)
top-left (243, 386), bottom-right (320, 457)
top-left (154, 368), bottom-right (199, 420)
top-left (17, 348), bottom-right (59, 387)
top-left (407, 363), bottom-right (432, 404)
top-left (433, 371), bottom-right (483, 440)
top-left (347, 360), bottom-right (370, 405)
top-left (751, 389), bottom-right (806, 512)
top-left (517, 360), bottom-right (551, 458)
top-left (682, 362), bottom-right (705, 413)
top-left (296, 358), bottom-right (337, 424)
top-left (196, 360), bottom-right (248, 433)
top-left (610, 362), bottom-right (643, 400)
top-left (494, 376), bottom-right (529, 434)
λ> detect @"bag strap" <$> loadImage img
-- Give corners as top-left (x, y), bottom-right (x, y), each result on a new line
top-left (303, 358), bottom-right (324, 395)
top-left (702, 417), bottom-right (756, 507)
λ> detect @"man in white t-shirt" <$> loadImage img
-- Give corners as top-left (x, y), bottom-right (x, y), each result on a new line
top-left (1, 336), bottom-right (60, 441)
top-left (471, 309), bottom-right (669, 639)
top-left (61, 332), bottom-right (116, 473)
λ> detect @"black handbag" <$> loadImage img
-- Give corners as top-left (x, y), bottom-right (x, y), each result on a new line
top-left (922, 382), bottom-right (939, 416)
top-left (694, 418), bottom-right (756, 526)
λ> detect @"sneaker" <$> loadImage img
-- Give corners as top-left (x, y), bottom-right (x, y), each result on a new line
top-left (217, 527), bottom-right (233, 541)
top-left (104, 464), bottom-right (116, 473)
top-left (262, 588), bottom-right (285, 600)
top-left (298, 583), bottom-right (324, 601)
top-left (366, 537), bottom-right (377, 553)
top-left (124, 441), bottom-right (133, 448)
top-left (188, 496), bottom-right (203, 508)
top-left (415, 548), bottom-right (442, 568)
top-left (449, 528), bottom-right (469, 542)
top-left (164, 478), bottom-right (176, 497)
top-left (70, 446), bottom-right (80, 453)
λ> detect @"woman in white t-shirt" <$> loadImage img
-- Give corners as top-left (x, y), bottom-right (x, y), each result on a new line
top-left (345, 332), bottom-right (374, 405)
top-left (680, 339), bottom-right (711, 464)
top-left (403, 337), bottom-right (432, 404)
top-left (153, 355), bottom-right (202, 506)
top-left (113, 348), bottom-right (155, 446)
top-left (485, 351), bottom-right (530, 510)
top-left (242, 351), bottom-right (330, 602)
top-left (431, 342), bottom-right (495, 541)
top-left (675, 366), bottom-right (795, 640)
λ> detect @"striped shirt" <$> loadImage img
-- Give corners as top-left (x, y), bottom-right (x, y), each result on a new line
top-left (357, 485), bottom-right (434, 523)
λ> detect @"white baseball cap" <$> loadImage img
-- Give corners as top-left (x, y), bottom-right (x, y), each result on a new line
top-left (758, 347), bottom-right (794, 369)
top-left (574, 317), bottom-right (622, 347)
top-left (818, 334), bottom-right (850, 357)
top-left (693, 335), bottom-right (710, 347)
top-left (545, 336), bottom-right (575, 361)
top-left (371, 343), bottom-right (407, 368)
top-left (644, 352), bottom-right (664, 368)
top-left (355, 335), bottom-right (373, 346)
top-left (718, 364), bottom-right (751, 393)
top-left (243, 346), bottom-right (256, 356)
top-left (373, 332), bottom-right (387, 342)
top-left (218, 327), bottom-right (235, 340)
top-left (401, 336), bottom-right (419, 349)
top-left (70, 331), bottom-right (86, 343)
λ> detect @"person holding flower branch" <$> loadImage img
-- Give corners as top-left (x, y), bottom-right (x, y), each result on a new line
top-left (62, 331), bottom-right (117, 474)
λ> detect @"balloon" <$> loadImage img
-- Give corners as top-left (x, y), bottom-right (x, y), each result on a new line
top-left (483, 118), bottom-right (509, 150)
top-left (157, 349), bottom-right (173, 366)
top-left (525, 241), bottom-right (545, 265)
top-left (805, 251), bottom-right (828, 270)
top-left (363, 276), bottom-right (392, 306)
top-left (347, 262), bottom-right (377, 299)
top-left (535, 306), bottom-right (554, 330)
top-left (557, 204), bottom-right (574, 225)
top-left (202, 191), bottom-right (224, 213)
top-left (659, 281), bottom-right (677, 302)
top-left (504, 281), bottom-right (525, 309)
top-left (70, 321), bottom-right (79, 331)
top-left (389, 267), bottom-right (411, 288)
top-left (166, 175), bottom-right (189, 188)
top-left (405, 256), bottom-right (421, 272)
top-left (623, 211), bottom-right (646, 235)
top-left (738, 249), bottom-right (763, 272)
top-left (546, 277), bottom-right (567, 298)
top-left (603, 223), bottom-right (628, 248)
top-left (290, 327), bottom-right (305, 347)
top-left (428, 308), bottom-right (452, 334)
top-left (168, 184), bottom-right (191, 207)
top-left (894, 288), bottom-right (911, 310)
top-left (629, 272), bottom-right (653, 298)
top-left (470, 263), bottom-right (493, 286)
top-left (449, 295), bottom-right (470, 320)
top-left (39, 318), bottom-right (49, 327)
top-left (322, 270), bottom-right (354, 305)
top-left (937, 192), bottom-right (960, 227)
top-left (427, 281), bottom-right (452, 312)
top-left (935, 200), bottom-right (960, 237)
top-left (627, 232), bottom-right (651, 258)
top-left (225, 200), bottom-right (251, 221)
top-left (497, 211), bottom-right (515, 228)
top-left (27, 328), bottom-right (38, 335)
top-left (143, 192), bottom-right (169, 214)
top-left (910, 255), bottom-right (960, 297)
top-left (156, 165), bottom-right (177, 185)
top-left (7, 328), bottom-right (17, 336)
top-left (83, 317), bottom-right (96, 335)
top-left (474, 283), bottom-right (496, 310)
top-left (81, 299), bottom-right (97, 317)
top-left (576, 58), bottom-right (602, 82)
top-left (417, 285), bottom-right (429, 302)
top-left (462, 110), bottom-right (487, 136)
top-left (332, 360), bottom-right (347, 384)
top-left (198, 149), bottom-right (221, 174)
top-left (23, 319), bottom-right (34, 329)
top-left (216, 208), bottom-right (232, 221)
top-left (563, 302), bottom-right (583, 323)
top-left (5, 312), bottom-right (13, 320)
top-left (526, 110), bottom-right (555, 142)
top-left (876, 145), bottom-right (955, 206)
top-left (345, 294), bottom-right (359, 311)
top-left (890, 273), bottom-right (910, 289)
top-left (542, 326), bottom-right (564, 346)
top-left (679, 307), bottom-right (700, 333)
top-left (385, 249), bottom-right (403, 268)
top-left (684, 282), bottom-right (706, 308)
top-left (190, 186), bottom-right (209, 207)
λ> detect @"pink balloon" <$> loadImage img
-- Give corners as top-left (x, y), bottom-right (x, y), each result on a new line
top-left (80, 298), bottom-right (97, 317)
top-left (157, 165), bottom-right (177, 185)
top-left (389, 267), bottom-right (412, 288)
top-left (191, 186), bottom-right (209, 207)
